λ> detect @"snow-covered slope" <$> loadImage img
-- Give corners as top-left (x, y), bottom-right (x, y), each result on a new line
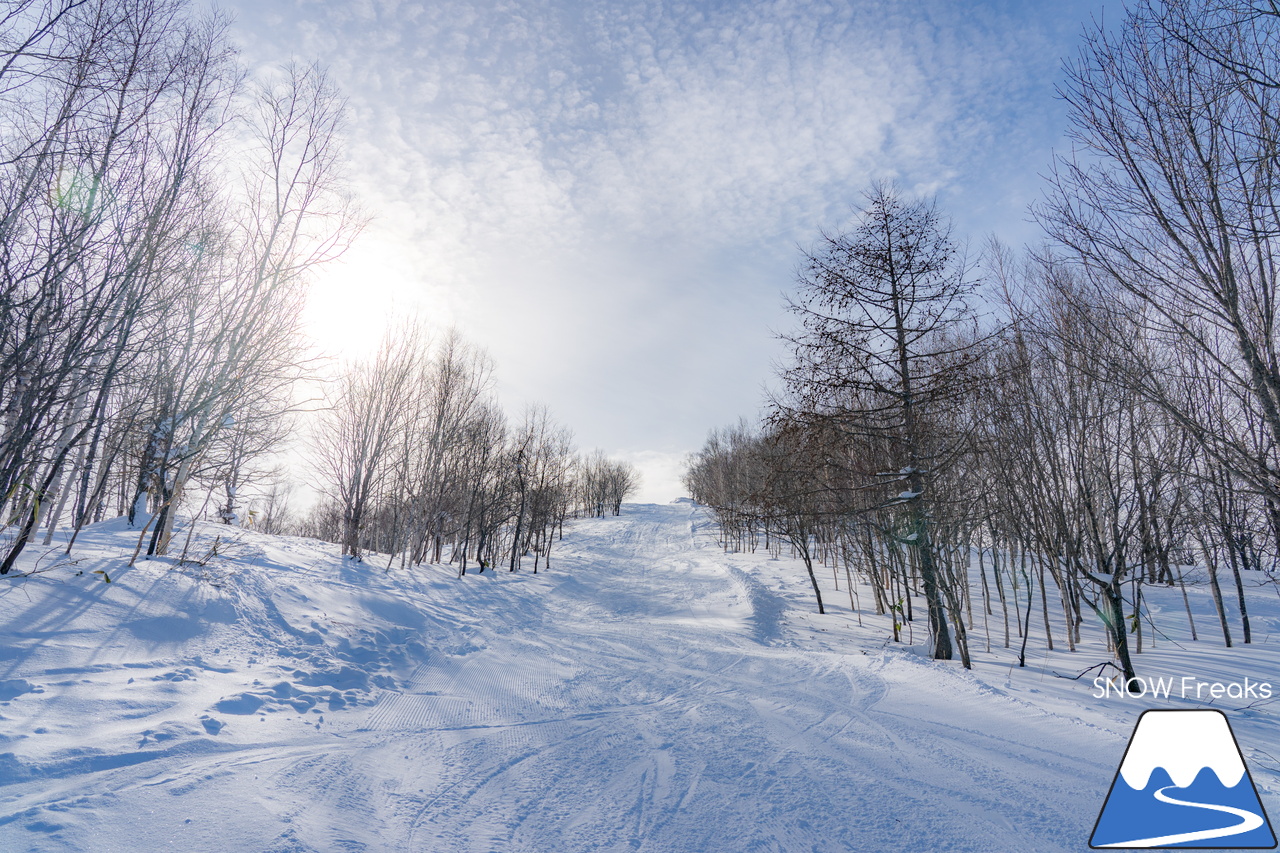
top-left (0, 504), bottom-right (1276, 852)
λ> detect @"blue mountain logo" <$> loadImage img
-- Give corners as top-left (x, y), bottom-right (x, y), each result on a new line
top-left (1091, 709), bottom-right (1276, 849)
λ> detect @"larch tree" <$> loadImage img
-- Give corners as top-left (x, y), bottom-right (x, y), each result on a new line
top-left (775, 182), bottom-right (986, 663)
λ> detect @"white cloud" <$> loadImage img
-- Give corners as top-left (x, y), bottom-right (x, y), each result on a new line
top-left (226, 0), bottom-right (1106, 489)
top-left (615, 448), bottom-right (692, 504)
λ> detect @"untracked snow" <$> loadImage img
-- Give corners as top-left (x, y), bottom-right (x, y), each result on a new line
top-left (0, 503), bottom-right (1277, 852)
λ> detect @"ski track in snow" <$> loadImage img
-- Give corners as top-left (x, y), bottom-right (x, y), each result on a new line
top-left (0, 503), bottom-right (1275, 852)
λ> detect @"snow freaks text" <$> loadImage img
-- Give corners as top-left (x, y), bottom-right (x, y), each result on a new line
top-left (1093, 677), bottom-right (1273, 701)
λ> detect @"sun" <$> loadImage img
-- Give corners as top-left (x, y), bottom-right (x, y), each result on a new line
top-left (300, 235), bottom-right (453, 362)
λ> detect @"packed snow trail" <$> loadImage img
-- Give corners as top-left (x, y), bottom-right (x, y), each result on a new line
top-left (2, 502), bottom-right (1273, 851)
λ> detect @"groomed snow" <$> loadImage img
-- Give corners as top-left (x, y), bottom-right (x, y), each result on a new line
top-left (0, 503), bottom-right (1276, 852)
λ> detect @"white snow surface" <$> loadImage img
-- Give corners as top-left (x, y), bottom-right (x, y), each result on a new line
top-left (1119, 710), bottom-right (1246, 790)
top-left (0, 502), bottom-right (1276, 852)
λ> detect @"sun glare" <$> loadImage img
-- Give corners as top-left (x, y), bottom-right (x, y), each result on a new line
top-left (301, 237), bottom-right (452, 362)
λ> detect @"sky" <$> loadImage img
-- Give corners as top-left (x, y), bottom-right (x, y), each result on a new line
top-left (222, 0), bottom-right (1110, 503)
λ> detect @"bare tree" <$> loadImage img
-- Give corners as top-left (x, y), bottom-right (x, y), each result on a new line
top-left (0, 0), bottom-right (242, 570)
top-left (311, 325), bottom-right (425, 562)
top-left (1040, 0), bottom-right (1280, 511)
top-left (773, 183), bottom-right (985, 662)
top-left (142, 61), bottom-right (362, 555)
top-left (577, 449), bottom-right (639, 518)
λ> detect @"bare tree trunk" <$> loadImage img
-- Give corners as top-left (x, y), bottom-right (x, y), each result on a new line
top-left (1198, 538), bottom-right (1233, 648)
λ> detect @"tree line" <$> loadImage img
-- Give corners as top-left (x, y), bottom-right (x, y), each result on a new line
top-left (0, 0), bottom-right (359, 572)
top-left (297, 321), bottom-right (640, 573)
top-left (0, 0), bottom-right (639, 575)
top-left (684, 0), bottom-right (1280, 686)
